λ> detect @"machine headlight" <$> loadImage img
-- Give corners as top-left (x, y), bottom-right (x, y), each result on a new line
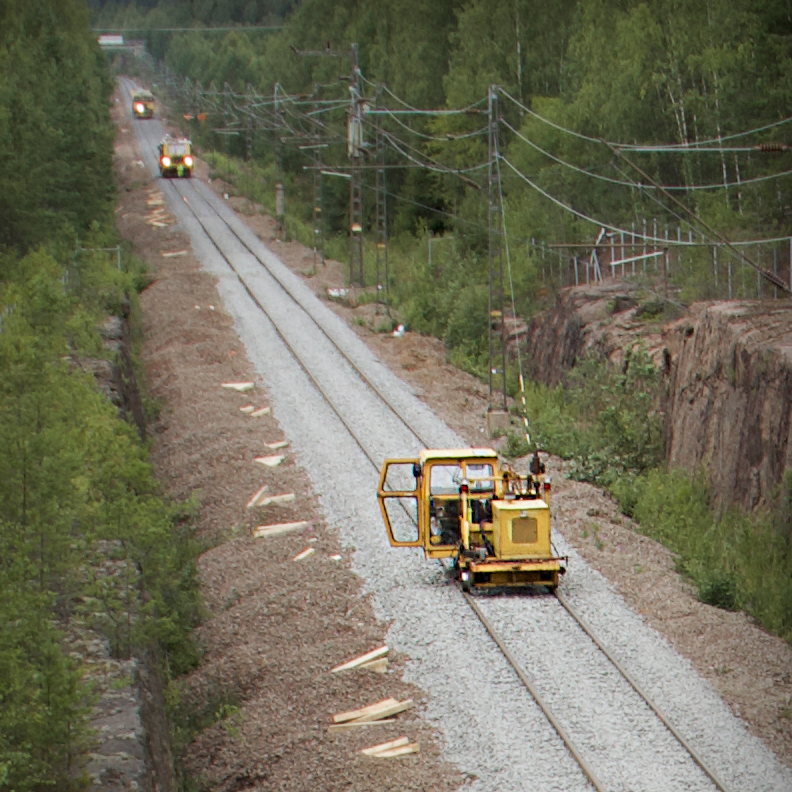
top-left (161, 156), bottom-right (171, 167)
top-left (183, 155), bottom-right (193, 166)
top-left (135, 103), bottom-right (145, 113)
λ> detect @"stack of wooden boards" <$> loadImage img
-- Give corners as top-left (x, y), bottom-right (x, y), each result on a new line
top-left (328, 646), bottom-right (420, 758)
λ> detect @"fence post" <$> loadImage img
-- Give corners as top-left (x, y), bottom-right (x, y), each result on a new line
top-left (643, 218), bottom-right (647, 272)
top-left (714, 245), bottom-right (719, 292)
top-left (574, 256), bottom-right (579, 285)
top-left (774, 246), bottom-right (779, 299)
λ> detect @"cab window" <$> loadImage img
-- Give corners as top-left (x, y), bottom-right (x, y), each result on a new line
top-left (466, 463), bottom-right (493, 492)
top-left (430, 464), bottom-right (462, 495)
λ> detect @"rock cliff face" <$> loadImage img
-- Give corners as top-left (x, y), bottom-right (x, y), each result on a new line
top-left (664, 302), bottom-right (792, 511)
top-left (522, 283), bottom-right (667, 386)
top-left (522, 285), bottom-right (792, 511)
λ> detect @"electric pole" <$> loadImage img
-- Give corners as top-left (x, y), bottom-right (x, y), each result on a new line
top-left (374, 98), bottom-right (389, 313)
top-left (347, 43), bottom-right (364, 287)
top-left (487, 85), bottom-right (509, 433)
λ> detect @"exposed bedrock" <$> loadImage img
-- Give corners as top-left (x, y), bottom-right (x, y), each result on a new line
top-left (522, 284), bottom-right (792, 511)
top-left (664, 301), bottom-right (792, 511)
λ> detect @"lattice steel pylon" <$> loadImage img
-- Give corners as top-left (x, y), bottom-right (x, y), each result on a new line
top-left (487, 86), bottom-right (508, 414)
top-left (374, 113), bottom-right (389, 313)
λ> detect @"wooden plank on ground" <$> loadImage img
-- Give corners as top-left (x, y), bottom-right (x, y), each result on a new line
top-left (375, 743), bottom-right (419, 758)
top-left (326, 719), bottom-right (396, 733)
top-left (255, 493), bottom-right (295, 507)
top-left (332, 698), bottom-right (399, 724)
top-left (221, 381), bottom-right (255, 392)
top-left (239, 405), bottom-right (255, 413)
top-left (246, 485), bottom-right (269, 509)
top-left (250, 407), bottom-right (271, 418)
top-left (359, 658), bottom-right (389, 674)
top-left (253, 521), bottom-right (308, 539)
top-left (265, 440), bottom-right (289, 450)
top-left (361, 737), bottom-right (409, 756)
top-left (293, 547), bottom-right (314, 561)
top-left (354, 699), bottom-right (413, 723)
top-left (331, 645), bottom-right (389, 674)
top-left (254, 454), bottom-right (284, 467)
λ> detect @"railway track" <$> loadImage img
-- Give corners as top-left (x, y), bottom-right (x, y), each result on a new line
top-left (158, 162), bottom-right (730, 792)
top-left (122, 79), bottom-right (747, 791)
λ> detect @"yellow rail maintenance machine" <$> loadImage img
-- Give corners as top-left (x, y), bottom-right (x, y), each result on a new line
top-left (378, 448), bottom-right (566, 591)
top-left (130, 89), bottom-right (155, 119)
top-left (158, 136), bottom-right (194, 178)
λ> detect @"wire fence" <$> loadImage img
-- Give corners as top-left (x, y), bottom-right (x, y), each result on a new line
top-left (533, 225), bottom-right (792, 301)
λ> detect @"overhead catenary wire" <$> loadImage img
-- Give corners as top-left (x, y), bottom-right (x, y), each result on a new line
top-left (379, 109), bottom-right (488, 142)
top-left (498, 86), bottom-right (792, 154)
top-left (499, 155), bottom-right (792, 249)
top-left (501, 118), bottom-right (792, 192)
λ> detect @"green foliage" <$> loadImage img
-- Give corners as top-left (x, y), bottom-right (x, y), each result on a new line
top-left (0, 0), bottom-right (115, 251)
top-left (522, 348), bottom-right (665, 483)
top-left (0, 244), bottom-right (204, 788)
top-left (618, 468), bottom-right (792, 639)
top-left (0, 3), bottom-right (204, 784)
top-left (502, 430), bottom-right (531, 460)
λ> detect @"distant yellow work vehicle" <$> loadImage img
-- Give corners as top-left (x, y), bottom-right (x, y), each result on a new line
top-left (158, 136), bottom-right (194, 178)
top-left (130, 89), bottom-right (154, 119)
top-left (378, 448), bottom-right (566, 590)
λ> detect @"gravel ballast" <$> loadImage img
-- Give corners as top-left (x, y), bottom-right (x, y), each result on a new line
top-left (127, 90), bottom-right (792, 792)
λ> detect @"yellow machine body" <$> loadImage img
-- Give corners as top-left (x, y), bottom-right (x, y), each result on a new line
top-left (130, 89), bottom-right (154, 119)
top-left (158, 136), bottom-right (194, 178)
top-left (377, 448), bottom-right (566, 590)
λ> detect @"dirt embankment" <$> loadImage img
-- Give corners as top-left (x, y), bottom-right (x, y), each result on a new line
top-left (522, 284), bottom-right (792, 511)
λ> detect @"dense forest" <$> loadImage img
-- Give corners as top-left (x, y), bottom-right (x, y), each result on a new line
top-left (0, 2), bottom-right (200, 789)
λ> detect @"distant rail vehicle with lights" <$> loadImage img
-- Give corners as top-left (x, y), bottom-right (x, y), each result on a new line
top-left (130, 88), bottom-right (154, 119)
top-left (378, 448), bottom-right (566, 590)
top-left (158, 136), bottom-right (194, 178)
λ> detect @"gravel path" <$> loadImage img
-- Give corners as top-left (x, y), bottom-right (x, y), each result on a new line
top-left (125, 80), bottom-right (792, 792)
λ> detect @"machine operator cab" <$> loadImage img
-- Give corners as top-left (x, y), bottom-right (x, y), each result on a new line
top-left (158, 136), bottom-right (194, 178)
top-left (377, 448), bottom-right (566, 591)
top-left (130, 89), bottom-right (155, 119)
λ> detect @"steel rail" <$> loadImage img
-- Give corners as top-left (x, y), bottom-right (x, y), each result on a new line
top-left (464, 593), bottom-right (608, 792)
top-left (555, 590), bottom-right (732, 792)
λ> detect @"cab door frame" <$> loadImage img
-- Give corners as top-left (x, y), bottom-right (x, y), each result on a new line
top-left (377, 458), bottom-right (423, 547)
